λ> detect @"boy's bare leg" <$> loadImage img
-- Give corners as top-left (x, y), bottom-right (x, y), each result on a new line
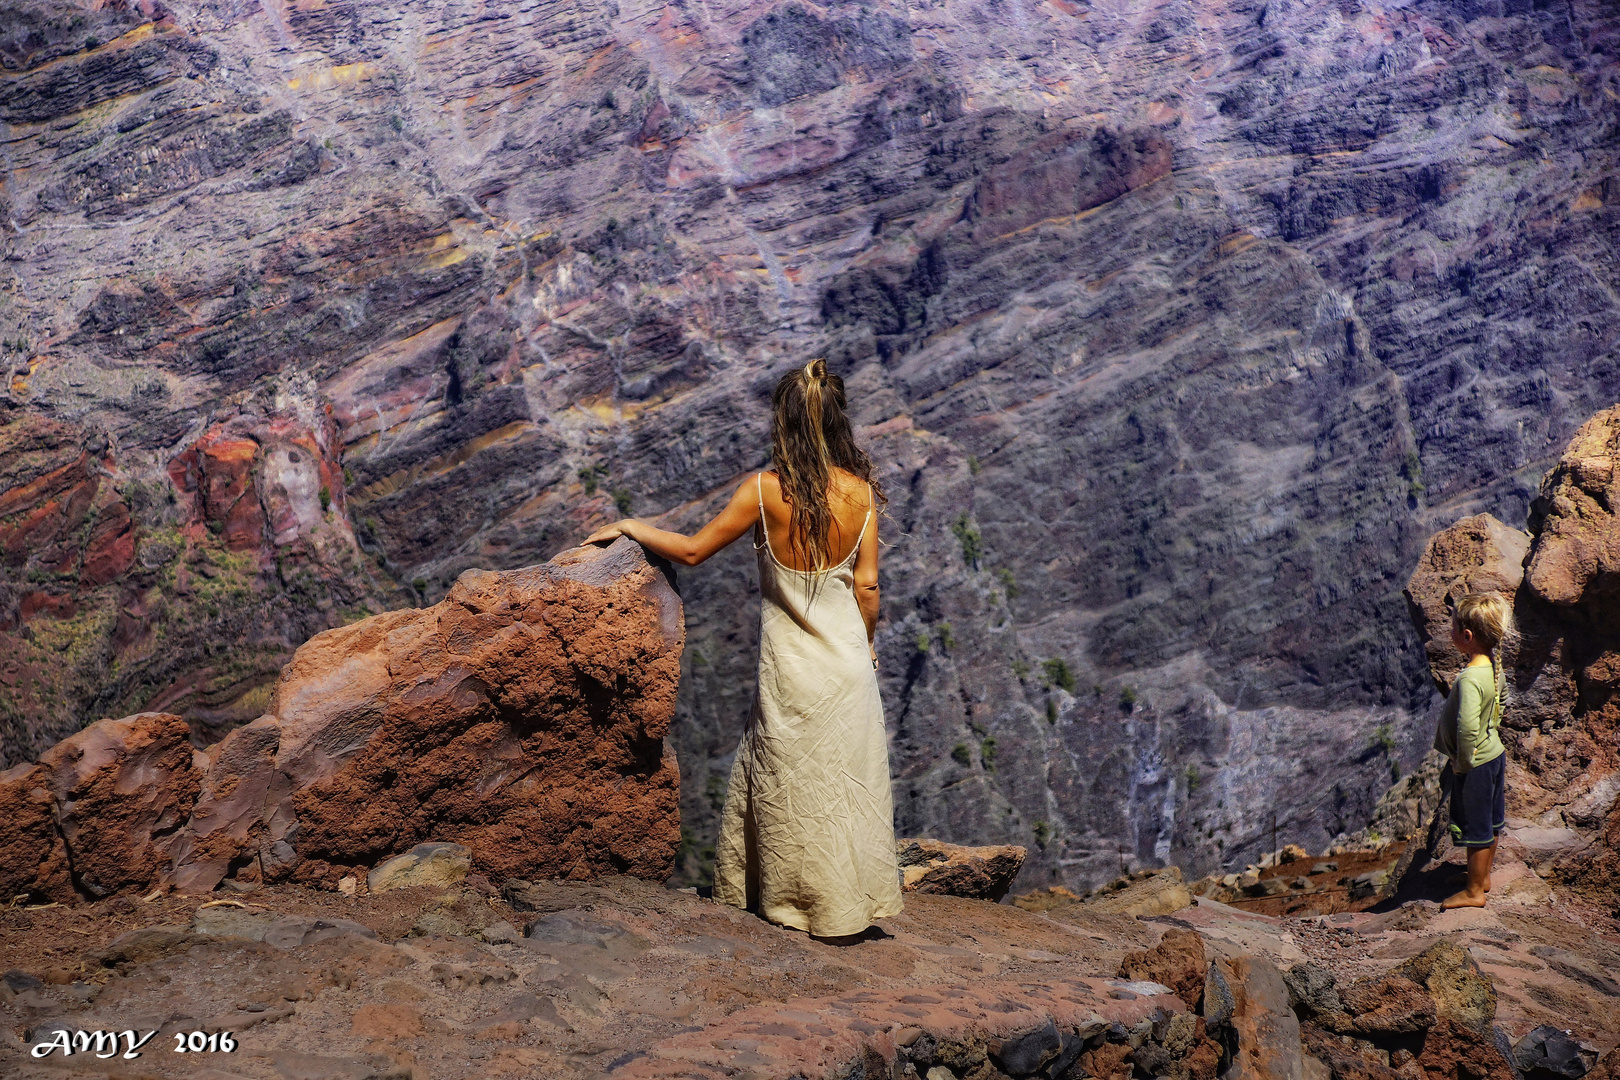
top-left (1442, 839), bottom-right (1496, 909)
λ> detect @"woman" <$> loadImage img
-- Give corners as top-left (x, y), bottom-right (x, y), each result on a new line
top-left (585, 359), bottom-right (903, 938)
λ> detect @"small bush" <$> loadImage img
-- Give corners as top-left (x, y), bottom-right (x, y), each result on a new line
top-left (939, 621), bottom-right (955, 650)
top-left (1042, 658), bottom-right (1077, 694)
top-left (318, 485), bottom-right (331, 513)
top-left (1033, 820), bottom-right (1052, 848)
top-left (578, 466), bottom-right (600, 495)
top-left (1011, 659), bottom-right (1030, 679)
top-left (968, 456), bottom-right (981, 476)
top-left (1372, 723), bottom-right (1396, 752)
top-left (951, 514), bottom-right (983, 568)
top-left (1119, 686), bottom-right (1137, 711)
top-left (980, 736), bottom-right (997, 772)
top-left (612, 487), bottom-right (633, 514)
top-left (995, 566), bottom-right (1019, 598)
top-left (951, 743), bottom-right (971, 766)
top-left (411, 577), bottom-right (428, 594)
top-left (1184, 764), bottom-right (1201, 792)
top-left (1046, 699), bottom-right (1058, 725)
top-left (914, 630), bottom-right (931, 653)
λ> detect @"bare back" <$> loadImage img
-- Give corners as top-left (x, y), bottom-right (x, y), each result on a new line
top-left (757, 468), bottom-right (871, 571)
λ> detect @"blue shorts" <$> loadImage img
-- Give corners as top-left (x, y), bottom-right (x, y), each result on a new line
top-left (1448, 753), bottom-right (1506, 848)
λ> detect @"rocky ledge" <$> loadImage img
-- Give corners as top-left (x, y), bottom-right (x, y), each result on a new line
top-left (1, 833), bottom-right (1616, 1080)
top-left (0, 538), bottom-right (683, 904)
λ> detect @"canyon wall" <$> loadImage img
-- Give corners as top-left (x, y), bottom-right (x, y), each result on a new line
top-left (0, 0), bottom-right (1617, 891)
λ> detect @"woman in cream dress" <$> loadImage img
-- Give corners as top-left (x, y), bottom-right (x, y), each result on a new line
top-left (585, 360), bottom-right (903, 938)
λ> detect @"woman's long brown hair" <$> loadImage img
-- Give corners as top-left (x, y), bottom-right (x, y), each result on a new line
top-left (771, 359), bottom-right (887, 571)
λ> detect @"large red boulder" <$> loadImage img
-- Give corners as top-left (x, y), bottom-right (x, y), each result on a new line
top-left (1, 538), bottom-right (683, 900)
top-left (0, 712), bottom-right (200, 902)
top-left (164, 536), bottom-right (684, 892)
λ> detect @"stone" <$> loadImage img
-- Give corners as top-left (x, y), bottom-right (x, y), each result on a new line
top-left (1340, 975), bottom-right (1436, 1036)
top-left (367, 843), bottom-right (472, 894)
top-left (1513, 1026), bottom-right (1599, 1080)
top-left (158, 538), bottom-right (683, 894)
top-left (897, 838), bottom-right (1027, 901)
top-left (1220, 955), bottom-right (1304, 1080)
top-left (1204, 961), bottom-right (1236, 1027)
top-left (1416, 1019), bottom-right (1516, 1080)
top-left (1301, 1023), bottom-right (1405, 1080)
top-left (1283, 963), bottom-right (1343, 1019)
top-left (1394, 941), bottom-right (1495, 1032)
top-left (0, 713), bottom-right (199, 902)
top-left (991, 1017), bottom-right (1061, 1076)
top-left (1083, 868), bottom-right (1194, 918)
top-left (1119, 928), bottom-right (1207, 1010)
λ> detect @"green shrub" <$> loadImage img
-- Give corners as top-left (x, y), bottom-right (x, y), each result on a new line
top-left (1046, 699), bottom-right (1058, 725)
top-left (1372, 723), bottom-right (1396, 753)
top-left (939, 621), bottom-right (955, 650)
top-left (1184, 764), bottom-right (1201, 792)
top-left (1011, 659), bottom-right (1029, 679)
top-left (951, 743), bottom-right (971, 766)
top-left (980, 736), bottom-right (997, 772)
top-left (612, 487), bottom-right (633, 514)
top-left (1119, 686), bottom-right (1137, 711)
top-left (914, 630), bottom-right (931, 653)
top-left (995, 566), bottom-right (1019, 598)
top-left (1042, 658), bottom-right (1077, 694)
top-left (318, 485), bottom-right (331, 513)
top-left (1033, 820), bottom-right (1052, 848)
top-left (950, 514), bottom-right (982, 568)
top-left (578, 466), bottom-right (600, 495)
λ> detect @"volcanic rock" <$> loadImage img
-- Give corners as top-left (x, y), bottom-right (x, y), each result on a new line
top-left (0, 712), bottom-right (199, 904)
top-left (1119, 927), bottom-right (1207, 1011)
top-left (1394, 941), bottom-right (1496, 1033)
top-left (367, 843), bottom-right (473, 894)
top-left (1, 539), bottom-right (682, 900)
top-left (1513, 1026), bottom-right (1599, 1080)
top-left (1083, 867), bottom-right (1195, 918)
top-left (165, 536), bottom-right (683, 892)
top-left (1220, 955), bottom-right (1305, 1080)
top-left (897, 838), bottom-right (1027, 901)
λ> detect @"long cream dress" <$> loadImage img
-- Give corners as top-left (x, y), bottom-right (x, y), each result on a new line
top-left (713, 476), bottom-right (904, 936)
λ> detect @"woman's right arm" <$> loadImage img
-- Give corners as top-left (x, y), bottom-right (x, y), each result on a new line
top-left (583, 476), bottom-right (761, 567)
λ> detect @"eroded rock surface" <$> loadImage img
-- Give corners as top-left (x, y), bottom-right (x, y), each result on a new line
top-left (0, 539), bottom-right (682, 900)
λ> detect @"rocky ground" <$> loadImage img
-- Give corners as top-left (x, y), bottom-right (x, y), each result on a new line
top-left (3, 0), bottom-right (1618, 893)
top-left (1, 824), bottom-right (1614, 1080)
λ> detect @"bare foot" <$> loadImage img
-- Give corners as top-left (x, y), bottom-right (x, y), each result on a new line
top-left (1446, 871), bottom-right (1491, 891)
top-left (1441, 888), bottom-right (1489, 909)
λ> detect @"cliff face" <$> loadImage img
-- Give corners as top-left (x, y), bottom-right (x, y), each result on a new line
top-left (1, 0), bottom-right (1617, 890)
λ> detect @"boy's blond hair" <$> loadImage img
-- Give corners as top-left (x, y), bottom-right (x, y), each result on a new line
top-left (1452, 592), bottom-right (1514, 652)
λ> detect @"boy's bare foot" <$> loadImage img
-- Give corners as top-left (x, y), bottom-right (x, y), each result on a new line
top-left (1441, 888), bottom-right (1489, 909)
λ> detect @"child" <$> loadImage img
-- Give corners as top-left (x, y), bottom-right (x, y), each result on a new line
top-left (1435, 592), bottom-right (1513, 909)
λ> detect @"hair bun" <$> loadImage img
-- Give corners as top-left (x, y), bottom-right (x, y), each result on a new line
top-left (804, 358), bottom-right (828, 384)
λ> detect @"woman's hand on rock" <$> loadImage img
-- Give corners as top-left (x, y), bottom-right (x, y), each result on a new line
top-left (586, 521), bottom-right (630, 546)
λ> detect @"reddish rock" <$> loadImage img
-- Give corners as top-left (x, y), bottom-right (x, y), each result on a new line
top-left (1525, 407), bottom-right (1620, 610)
top-left (1403, 514), bottom-right (1531, 696)
top-left (0, 713), bottom-right (201, 901)
top-left (1341, 974), bottom-right (1437, 1036)
top-left (896, 838), bottom-right (1027, 901)
top-left (1221, 954), bottom-right (1305, 1080)
top-left (1301, 1022), bottom-right (1406, 1080)
top-left (164, 537), bottom-right (683, 892)
top-left (1415, 1019), bottom-right (1515, 1080)
top-left (1119, 927), bottom-right (1207, 1010)
top-left (0, 761), bottom-right (73, 904)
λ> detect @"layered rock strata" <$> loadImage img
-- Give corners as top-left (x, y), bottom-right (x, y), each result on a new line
top-left (1404, 405), bottom-right (1620, 894)
top-left (0, 538), bottom-right (682, 902)
top-left (1, 0), bottom-right (1617, 895)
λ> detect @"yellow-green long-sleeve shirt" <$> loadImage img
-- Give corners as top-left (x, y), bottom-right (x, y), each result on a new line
top-left (1433, 662), bottom-right (1505, 773)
